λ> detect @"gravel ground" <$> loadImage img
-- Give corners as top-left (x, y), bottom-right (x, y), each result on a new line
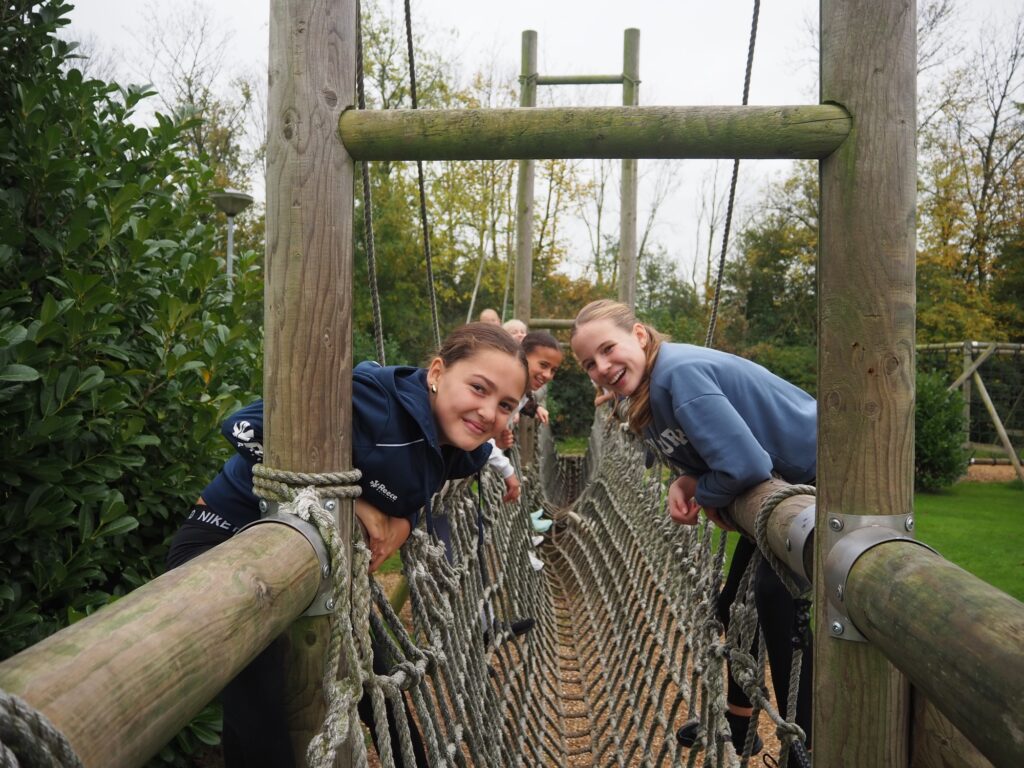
top-left (963, 463), bottom-right (1020, 483)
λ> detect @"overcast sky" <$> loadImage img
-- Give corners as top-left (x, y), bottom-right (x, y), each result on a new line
top-left (66, 0), bottom-right (1021, 280)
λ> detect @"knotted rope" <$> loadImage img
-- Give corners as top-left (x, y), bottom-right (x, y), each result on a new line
top-left (250, 465), bottom-right (370, 768)
top-left (0, 690), bottom-right (83, 768)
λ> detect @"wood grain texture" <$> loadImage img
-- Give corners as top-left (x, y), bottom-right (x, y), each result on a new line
top-left (849, 544), bottom-right (1024, 767)
top-left (816, 0), bottom-right (917, 764)
top-left (266, 1), bottom-right (357, 763)
top-left (339, 104), bottom-right (851, 161)
top-left (0, 525), bottom-right (320, 768)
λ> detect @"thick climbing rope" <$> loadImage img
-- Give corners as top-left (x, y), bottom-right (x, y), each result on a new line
top-left (0, 690), bottom-right (83, 768)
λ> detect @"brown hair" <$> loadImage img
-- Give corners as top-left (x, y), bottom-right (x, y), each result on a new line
top-left (570, 299), bottom-right (668, 435)
top-left (434, 322), bottom-right (529, 393)
top-left (521, 330), bottom-right (561, 356)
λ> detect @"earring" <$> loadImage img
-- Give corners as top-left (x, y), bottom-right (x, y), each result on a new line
top-left (431, 383), bottom-right (437, 394)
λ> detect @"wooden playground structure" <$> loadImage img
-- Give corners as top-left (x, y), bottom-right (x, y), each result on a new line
top-left (1, 1), bottom-right (1023, 767)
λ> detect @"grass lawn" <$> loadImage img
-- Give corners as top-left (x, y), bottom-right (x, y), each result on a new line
top-left (914, 481), bottom-right (1023, 601)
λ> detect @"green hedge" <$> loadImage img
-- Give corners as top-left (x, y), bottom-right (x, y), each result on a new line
top-left (0, 0), bottom-right (262, 673)
top-left (915, 371), bottom-right (969, 491)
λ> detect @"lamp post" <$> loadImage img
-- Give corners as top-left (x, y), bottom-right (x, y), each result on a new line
top-left (210, 189), bottom-right (254, 289)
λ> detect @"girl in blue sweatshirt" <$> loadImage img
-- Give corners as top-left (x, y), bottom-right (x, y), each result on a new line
top-left (570, 299), bottom-right (813, 766)
top-left (167, 322), bottom-right (529, 768)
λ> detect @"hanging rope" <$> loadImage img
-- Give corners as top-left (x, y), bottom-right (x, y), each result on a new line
top-left (403, 0), bottom-right (441, 347)
top-left (355, 0), bottom-right (387, 364)
top-left (704, 0), bottom-right (761, 348)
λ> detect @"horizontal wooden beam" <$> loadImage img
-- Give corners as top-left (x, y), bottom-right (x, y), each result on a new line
top-left (0, 524), bottom-right (320, 768)
top-left (339, 104), bottom-right (851, 161)
top-left (729, 479), bottom-right (1024, 767)
top-left (529, 318), bottom-right (574, 329)
top-left (537, 74), bottom-right (624, 85)
top-left (848, 543), bottom-right (1024, 768)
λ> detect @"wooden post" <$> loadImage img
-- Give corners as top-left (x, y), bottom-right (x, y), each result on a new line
top-left (515, 30), bottom-right (537, 466)
top-left (617, 28), bottom-right (639, 308)
top-left (266, 0), bottom-right (357, 763)
top-left (817, 0), bottom-right (917, 765)
top-left (963, 341), bottom-right (973, 447)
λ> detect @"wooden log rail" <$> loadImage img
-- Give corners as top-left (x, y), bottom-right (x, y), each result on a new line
top-left (338, 104), bottom-right (851, 161)
top-left (729, 480), bottom-right (1024, 768)
top-left (0, 524), bottom-right (319, 768)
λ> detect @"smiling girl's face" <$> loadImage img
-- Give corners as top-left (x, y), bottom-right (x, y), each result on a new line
top-left (527, 345), bottom-right (563, 391)
top-left (570, 318), bottom-right (647, 398)
top-left (428, 348), bottom-right (526, 449)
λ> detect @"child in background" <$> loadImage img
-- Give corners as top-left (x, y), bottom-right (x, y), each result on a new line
top-left (167, 323), bottom-right (529, 768)
top-left (519, 331), bottom-right (563, 424)
top-left (570, 300), bottom-right (813, 767)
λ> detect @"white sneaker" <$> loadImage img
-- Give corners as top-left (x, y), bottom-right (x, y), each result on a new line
top-left (528, 552), bottom-right (544, 571)
top-left (531, 535), bottom-right (544, 547)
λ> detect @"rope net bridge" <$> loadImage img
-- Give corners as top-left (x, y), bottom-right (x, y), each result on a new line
top-left (329, 415), bottom-right (802, 768)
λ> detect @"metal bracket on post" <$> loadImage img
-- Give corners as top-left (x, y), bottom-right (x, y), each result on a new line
top-left (239, 499), bottom-right (336, 617)
top-left (823, 512), bottom-right (935, 642)
top-left (781, 503), bottom-right (816, 593)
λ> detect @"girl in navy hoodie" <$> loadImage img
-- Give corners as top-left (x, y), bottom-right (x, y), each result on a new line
top-left (167, 323), bottom-right (529, 768)
top-left (570, 299), bottom-right (813, 767)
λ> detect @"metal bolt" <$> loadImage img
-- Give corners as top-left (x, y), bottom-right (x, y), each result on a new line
top-left (321, 563), bottom-right (331, 578)
top-left (785, 537), bottom-right (792, 552)
top-left (905, 515), bottom-right (915, 532)
top-left (258, 500), bottom-right (268, 514)
top-left (836, 585), bottom-right (844, 601)
top-left (325, 598), bottom-right (335, 611)
top-left (324, 499), bottom-right (337, 513)
top-left (831, 621), bottom-right (845, 635)
top-left (829, 517), bottom-right (844, 532)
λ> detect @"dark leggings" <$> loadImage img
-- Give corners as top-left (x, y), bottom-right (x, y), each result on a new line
top-left (719, 535), bottom-right (813, 743)
top-left (167, 519), bottom-right (427, 767)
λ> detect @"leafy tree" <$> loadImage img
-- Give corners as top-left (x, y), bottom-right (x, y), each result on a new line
top-left (917, 10), bottom-right (1024, 342)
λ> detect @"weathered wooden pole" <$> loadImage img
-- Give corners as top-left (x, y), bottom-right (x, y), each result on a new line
top-left (963, 341), bottom-right (974, 448)
top-left (267, 0), bottom-right (357, 763)
top-left (817, 0), bottom-right (917, 764)
top-left (617, 28), bottom-right (639, 308)
top-left (847, 542), bottom-right (1024, 766)
top-left (0, 527), bottom-right (320, 768)
top-left (515, 30), bottom-right (537, 466)
top-left (338, 104), bottom-right (851, 161)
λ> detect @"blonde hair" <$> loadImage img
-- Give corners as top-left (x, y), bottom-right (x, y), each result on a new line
top-left (570, 299), bottom-right (668, 435)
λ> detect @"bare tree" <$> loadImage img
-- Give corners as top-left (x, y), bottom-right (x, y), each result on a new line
top-left (132, 0), bottom-right (263, 190)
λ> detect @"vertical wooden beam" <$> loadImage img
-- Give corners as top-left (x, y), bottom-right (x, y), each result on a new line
top-left (515, 30), bottom-right (537, 465)
top-left (618, 28), bottom-right (639, 308)
top-left (962, 341), bottom-right (973, 447)
top-left (817, 0), bottom-right (916, 765)
top-left (267, 0), bottom-right (356, 764)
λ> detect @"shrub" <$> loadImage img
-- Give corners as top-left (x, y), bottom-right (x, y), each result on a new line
top-left (915, 371), bottom-right (969, 491)
top-left (547, 360), bottom-right (596, 438)
top-left (0, 2), bottom-right (262, 659)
